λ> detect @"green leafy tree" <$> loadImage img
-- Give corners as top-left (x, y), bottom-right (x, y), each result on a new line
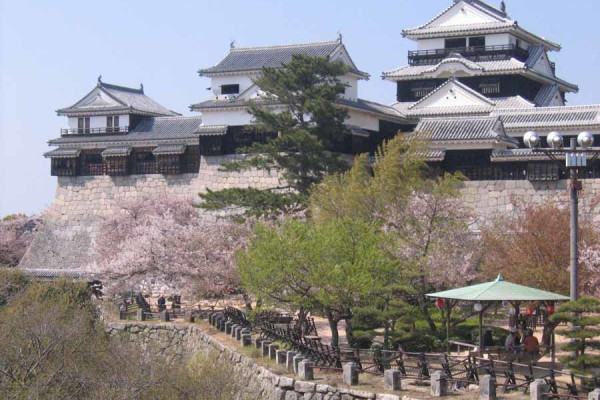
top-left (199, 54), bottom-right (351, 219)
top-left (237, 218), bottom-right (399, 347)
top-left (550, 298), bottom-right (600, 374)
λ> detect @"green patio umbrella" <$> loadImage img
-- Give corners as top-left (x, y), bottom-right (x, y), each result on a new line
top-left (427, 275), bottom-right (569, 357)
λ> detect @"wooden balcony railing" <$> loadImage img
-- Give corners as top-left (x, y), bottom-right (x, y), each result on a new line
top-left (408, 44), bottom-right (529, 65)
top-left (60, 126), bottom-right (129, 135)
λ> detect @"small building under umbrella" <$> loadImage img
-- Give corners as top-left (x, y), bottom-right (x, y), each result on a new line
top-left (426, 275), bottom-right (569, 359)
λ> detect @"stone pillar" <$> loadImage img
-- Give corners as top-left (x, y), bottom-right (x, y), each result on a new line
top-left (136, 309), bottom-right (145, 321)
top-left (293, 355), bottom-right (305, 374)
top-left (276, 349), bottom-right (287, 365)
top-left (241, 334), bottom-right (252, 347)
top-left (286, 351), bottom-right (297, 370)
top-left (254, 337), bottom-right (264, 349)
top-left (184, 311), bottom-right (194, 323)
top-left (208, 312), bottom-right (214, 325)
top-left (384, 369), bottom-right (402, 391)
top-left (268, 343), bottom-right (280, 360)
top-left (430, 371), bottom-right (448, 397)
top-left (589, 389), bottom-right (600, 400)
top-left (480, 375), bottom-right (496, 400)
top-left (530, 379), bottom-right (550, 400)
top-left (261, 341), bottom-right (272, 357)
top-left (159, 310), bottom-right (170, 322)
top-left (218, 318), bottom-right (226, 332)
top-left (239, 328), bottom-right (250, 341)
top-left (235, 326), bottom-right (244, 340)
top-left (225, 321), bottom-right (233, 334)
top-left (230, 324), bottom-right (239, 338)
top-left (343, 362), bottom-right (359, 386)
top-left (298, 360), bottom-right (314, 381)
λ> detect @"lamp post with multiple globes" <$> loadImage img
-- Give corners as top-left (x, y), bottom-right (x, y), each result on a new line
top-left (523, 130), bottom-right (599, 301)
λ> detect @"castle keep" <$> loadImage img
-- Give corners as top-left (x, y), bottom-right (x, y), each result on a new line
top-left (21, 0), bottom-right (600, 274)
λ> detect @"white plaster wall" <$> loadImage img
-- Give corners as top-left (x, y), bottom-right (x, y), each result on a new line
top-left (417, 38), bottom-right (445, 51)
top-left (200, 109), bottom-right (254, 126)
top-left (345, 110), bottom-right (380, 131)
top-left (485, 33), bottom-right (511, 46)
top-left (67, 115), bottom-right (130, 130)
top-left (210, 75), bottom-right (256, 99)
top-left (339, 74), bottom-right (358, 100)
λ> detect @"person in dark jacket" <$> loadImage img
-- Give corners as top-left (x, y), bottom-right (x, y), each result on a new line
top-left (157, 295), bottom-right (166, 312)
top-left (483, 328), bottom-right (494, 348)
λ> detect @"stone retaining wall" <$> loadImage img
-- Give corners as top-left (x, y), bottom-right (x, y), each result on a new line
top-left (106, 322), bottom-right (401, 400)
top-left (20, 151), bottom-right (600, 272)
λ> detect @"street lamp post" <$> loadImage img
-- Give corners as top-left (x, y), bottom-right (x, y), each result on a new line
top-left (524, 131), bottom-right (599, 302)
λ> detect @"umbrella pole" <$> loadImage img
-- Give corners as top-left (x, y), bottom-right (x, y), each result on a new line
top-left (446, 301), bottom-right (450, 353)
top-left (479, 309), bottom-right (484, 357)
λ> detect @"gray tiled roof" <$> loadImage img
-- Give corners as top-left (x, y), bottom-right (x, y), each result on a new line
top-left (416, 149), bottom-right (446, 162)
top-left (383, 57), bottom-right (525, 79)
top-left (347, 125), bottom-right (371, 138)
top-left (190, 98), bottom-right (279, 111)
top-left (43, 147), bottom-right (81, 158)
top-left (490, 148), bottom-right (600, 162)
top-left (414, 116), bottom-right (517, 145)
top-left (493, 105), bottom-right (600, 130)
top-left (195, 125), bottom-right (229, 136)
top-left (57, 82), bottom-right (179, 117)
top-left (402, 0), bottom-right (560, 50)
top-left (153, 144), bottom-right (187, 155)
top-left (199, 40), bottom-right (369, 78)
top-left (393, 95), bottom-right (534, 118)
top-left (337, 98), bottom-right (405, 119)
top-left (101, 146), bottom-right (132, 157)
top-left (48, 116), bottom-right (204, 146)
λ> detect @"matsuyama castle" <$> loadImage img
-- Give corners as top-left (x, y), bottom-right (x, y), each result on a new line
top-left (45, 0), bottom-right (600, 182)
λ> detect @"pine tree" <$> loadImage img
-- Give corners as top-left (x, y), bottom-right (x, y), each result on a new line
top-left (550, 298), bottom-right (600, 375)
top-left (199, 54), bottom-right (351, 219)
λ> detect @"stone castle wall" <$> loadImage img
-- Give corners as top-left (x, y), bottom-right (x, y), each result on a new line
top-left (106, 322), bottom-right (401, 400)
top-left (19, 153), bottom-right (600, 271)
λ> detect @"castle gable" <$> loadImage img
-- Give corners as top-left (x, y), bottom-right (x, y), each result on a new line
top-left (409, 79), bottom-right (495, 112)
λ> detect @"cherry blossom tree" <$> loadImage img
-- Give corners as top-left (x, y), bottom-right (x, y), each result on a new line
top-left (0, 214), bottom-right (41, 268)
top-left (92, 197), bottom-right (249, 299)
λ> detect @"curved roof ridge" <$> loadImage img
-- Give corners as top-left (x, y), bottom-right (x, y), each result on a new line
top-left (230, 39), bottom-right (341, 52)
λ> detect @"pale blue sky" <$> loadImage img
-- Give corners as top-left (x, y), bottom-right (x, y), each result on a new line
top-left (1, 0), bottom-right (599, 216)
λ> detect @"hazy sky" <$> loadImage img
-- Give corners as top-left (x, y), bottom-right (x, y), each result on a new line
top-left (1, 0), bottom-right (599, 216)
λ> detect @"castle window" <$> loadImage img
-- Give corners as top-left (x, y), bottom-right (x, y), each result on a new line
top-left (479, 80), bottom-right (501, 94)
top-left (469, 36), bottom-right (485, 48)
top-left (411, 86), bottom-right (435, 99)
top-left (107, 116), bottom-right (120, 133)
top-left (51, 158), bottom-right (78, 176)
top-left (105, 157), bottom-right (128, 176)
top-left (445, 38), bottom-right (466, 49)
top-left (81, 151), bottom-right (103, 176)
top-left (157, 155), bottom-right (181, 175)
top-left (78, 117), bottom-right (90, 134)
top-left (133, 150), bottom-right (157, 174)
top-left (221, 84), bottom-right (240, 95)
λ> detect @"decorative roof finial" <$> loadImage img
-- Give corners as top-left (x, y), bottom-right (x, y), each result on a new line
top-left (500, 0), bottom-right (506, 13)
top-left (97, 74), bottom-right (102, 83)
top-left (230, 40), bottom-right (236, 50)
top-left (337, 30), bottom-right (343, 43)
top-left (140, 83), bottom-right (144, 93)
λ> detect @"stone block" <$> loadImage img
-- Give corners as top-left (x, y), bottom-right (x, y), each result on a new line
top-left (276, 349), bottom-right (287, 365)
top-left (384, 369), bottom-right (402, 391)
top-left (530, 379), bottom-right (550, 400)
top-left (480, 375), bottom-right (496, 400)
top-left (295, 380), bottom-right (316, 393)
top-left (293, 355), bottom-right (305, 374)
top-left (261, 340), bottom-right (272, 357)
top-left (231, 324), bottom-right (239, 337)
top-left (430, 371), bottom-right (448, 397)
top-left (241, 334), bottom-right (252, 347)
top-left (377, 395), bottom-right (400, 400)
top-left (269, 343), bottom-right (280, 360)
top-left (278, 376), bottom-right (295, 390)
top-left (159, 311), bottom-right (170, 322)
top-left (589, 389), bottom-right (600, 400)
top-left (225, 321), bottom-right (234, 334)
top-left (235, 326), bottom-right (246, 340)
top-left (286, 351), bottom-right (298, 370)
top-left (136, 309), bottom-right (145, 321)
top-left (254, 337), bottom-right (264, 349)
top-left (298, 360), bottom-right (314, 381)
top-left (342, 362), bottom-right (359, 386)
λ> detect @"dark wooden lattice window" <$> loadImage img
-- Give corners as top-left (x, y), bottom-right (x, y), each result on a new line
top-left (527, 162), bottom-right (559, 181)
top-left (200, 137), bottom-right (223, 155)
top-left (157, 155), bottom-right (181, 175)
top-left (81, 151), bottom-right (104, 175)
top-left (51, 158), bottom-right (78, 176)
top-left (469, 36), bottom-right (485, 48)
top-left (221, 84), bottom-right (240, 95)
top-left (105, 157), bottom-right (128, 176)
top-left (182, 146), bottom-right (200, 173)
top-left (78, 117), bottom-right (90, 134)
top-left (133, 150), bottom-right (157, 174)
top-left (445, 38), bottom-right (466, 49)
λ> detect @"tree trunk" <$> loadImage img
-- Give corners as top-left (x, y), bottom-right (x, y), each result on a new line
top-left (327, 311), bottom-right (340, 348)
top-left (418, 298), bottom-right (437, 334)
top-left (242, 291), bottom-right (253, 312)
